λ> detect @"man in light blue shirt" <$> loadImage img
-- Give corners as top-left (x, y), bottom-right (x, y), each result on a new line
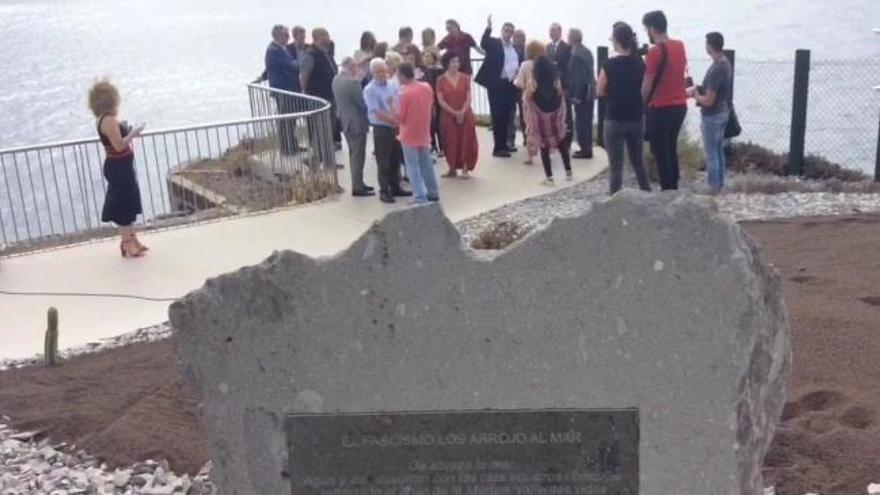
top-left (363, 58), bottom-right (411, 203)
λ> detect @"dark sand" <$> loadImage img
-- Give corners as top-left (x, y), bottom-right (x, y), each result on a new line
top-left (1, 215), bottom-right (879, 493)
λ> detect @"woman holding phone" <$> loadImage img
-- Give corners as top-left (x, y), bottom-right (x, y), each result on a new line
top-left (88, 80), bottom-right (148, 257)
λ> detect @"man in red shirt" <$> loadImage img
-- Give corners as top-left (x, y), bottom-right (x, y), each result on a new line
top-left (641, 10), bottom-right (688, 190)
top-left (396, 63), bottom-right (440, 204)
top-left (438, 19), bottom-right (484, 76)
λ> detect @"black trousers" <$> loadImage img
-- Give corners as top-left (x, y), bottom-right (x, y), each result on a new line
top-left (275, 96), bottom-right (298, 155)
top-left (431, 102), bottom-right (443, 152)
top-left (307, 113), bottom-right (335, 167)
top-left (574, 98), bottom-right (595, 155)
top-left (564, 95), bottom-right (574, 145)
top-left (540, 145), bottom-right (572, 178)
top-left (647, 105), bottom-right (687, 190)
top-left (372, 125), bottom-right (403, 195)
top-left (487, 79), bottom-right (517, 152)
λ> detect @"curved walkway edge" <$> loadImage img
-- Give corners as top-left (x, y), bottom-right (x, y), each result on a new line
top-left (0, 129), bottom-right (607, 360)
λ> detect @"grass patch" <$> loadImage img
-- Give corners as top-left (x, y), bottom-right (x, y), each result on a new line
top-left (470, 220), bottom-right (532, 250)
top-left (727, 142), bottom-right (870, 182)
top-left (726, 173), bottom-right (880, 195)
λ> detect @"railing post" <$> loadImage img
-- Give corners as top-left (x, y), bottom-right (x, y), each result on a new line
top-left (788, 49), bottom-right (810, 176)
top-left (875, 108), bottom-right (880, 182)
top-left (596, 46), bottom-right (609, 148)
top-left (724, 49), bottom-right (735, 101)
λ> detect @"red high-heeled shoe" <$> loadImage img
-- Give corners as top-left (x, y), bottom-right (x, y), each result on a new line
top-left (120, 238), bottom-right (145, 258)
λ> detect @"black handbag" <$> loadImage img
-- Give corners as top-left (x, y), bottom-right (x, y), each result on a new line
top-left (725, 105), bottom-right (742, 139)
top-left (644, 43), bottom-right (669, 142)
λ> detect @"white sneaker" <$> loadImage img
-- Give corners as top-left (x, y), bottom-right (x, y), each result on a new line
top-left (541, 177), bottom-right (555, 187)
top-left (566, 170), bottom-right (574, 181)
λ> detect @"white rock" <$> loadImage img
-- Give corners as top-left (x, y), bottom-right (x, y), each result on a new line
top-left (867, 482), bottom-right (880, 494)
top-left (112, 469), bottom-right (131, 488)
top-left (151, 467), bottom-right (168, 486)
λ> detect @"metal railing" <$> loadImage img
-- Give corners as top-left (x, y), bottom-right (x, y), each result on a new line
top-left (0, 85), bottom-right (338, 253)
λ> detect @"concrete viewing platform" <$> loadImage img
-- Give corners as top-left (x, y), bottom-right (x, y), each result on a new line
top-left (0, 129), bottom-right (607, 360)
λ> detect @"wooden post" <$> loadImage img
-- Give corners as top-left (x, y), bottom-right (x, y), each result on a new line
top-left (596, 46), bottom-right (609, 147)
top-left (788, 49), bottom-right (810, 176)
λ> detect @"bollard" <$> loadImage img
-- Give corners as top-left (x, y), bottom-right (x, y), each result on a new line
top-left (596, 46), bottom-right (609, 147)
top-left (788, 49), bottom-right (810, 176)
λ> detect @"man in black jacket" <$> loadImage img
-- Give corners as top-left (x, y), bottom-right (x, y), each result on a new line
top-left (566, 28), bottom-right (595, 159)
top-left (548, 22), bottom-right (574, 146)
top-left (475, 16), bottom-right (519, 157)
top-left (301, 28), bottom-right (342, 163)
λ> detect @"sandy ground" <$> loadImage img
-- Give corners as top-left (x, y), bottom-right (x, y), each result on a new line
top-left (1, 215), bottom-right (879, 493)
top-left (745, 216), bottom-right (880, 494)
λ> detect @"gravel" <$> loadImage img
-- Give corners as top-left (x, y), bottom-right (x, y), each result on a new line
top-left (457, 175), bottom-right (880, 247)
top-left (0, 420), bottom-right (213, 494)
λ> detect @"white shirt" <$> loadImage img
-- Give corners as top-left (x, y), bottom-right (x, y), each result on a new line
top-left (502, 41), bottom-right (519, 81)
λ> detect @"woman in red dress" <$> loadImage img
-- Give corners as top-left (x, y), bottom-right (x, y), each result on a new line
top-left (436, 52), bottom-right (479, 178)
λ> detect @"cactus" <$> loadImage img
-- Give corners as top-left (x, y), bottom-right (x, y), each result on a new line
top-left (44, 307), bottom-right (59, 367)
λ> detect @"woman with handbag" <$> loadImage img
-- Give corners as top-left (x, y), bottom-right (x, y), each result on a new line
top-left (689, 32), bottom-right (734, 194)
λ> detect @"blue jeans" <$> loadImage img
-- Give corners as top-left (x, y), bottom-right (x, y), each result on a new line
top-left (700, 110), bottom-right (730, 192)
top-left (402, 145), bottom-right (439, 203)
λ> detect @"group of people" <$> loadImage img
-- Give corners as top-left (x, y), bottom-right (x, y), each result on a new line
top-left (263, 11), bottom-right (734, 202)
top-left (84, 11), bottom-right (734, 258)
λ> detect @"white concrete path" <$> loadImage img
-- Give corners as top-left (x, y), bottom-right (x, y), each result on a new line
top-left (0, 129), bottom-right (606, 359)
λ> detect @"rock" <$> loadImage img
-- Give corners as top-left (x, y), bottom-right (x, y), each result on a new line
top-left (195, 461), bottom-right (211, 480)
top-left (8, 431), bottom-right (41, 442)
top-left (868, 483), bottom-right (880, 494)
top-left (130, 474), bottom-right (150, 487)
top-left (187, 479), bottom-right (211, 495)
top-left (112, 469), bottom-right (131, 488)
top-left (172, 195), bottom-right (792, 494)
top-left (151, 467), bottom-right (168, 486)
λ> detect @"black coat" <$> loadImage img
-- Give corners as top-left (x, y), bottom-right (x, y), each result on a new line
top-left (547, 40), bottom-right (572, 89)
top-left (475, 27), bottom-right (504, 89)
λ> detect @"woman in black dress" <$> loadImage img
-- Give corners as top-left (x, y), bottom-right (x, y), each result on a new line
top-left (88, 80), bottom-right (147, 257)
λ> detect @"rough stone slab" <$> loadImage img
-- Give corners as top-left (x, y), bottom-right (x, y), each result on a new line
top-left (169, 192), bottom-right (792, 495)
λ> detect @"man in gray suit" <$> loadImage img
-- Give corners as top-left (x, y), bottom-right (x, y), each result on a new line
top-left (332, 56), bottom-right (375, 196)
top-left (567, 28), bottom-right (596, 159)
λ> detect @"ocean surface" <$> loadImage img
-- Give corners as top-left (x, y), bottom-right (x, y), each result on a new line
top-left (1, 0), bottom-right (879, 170)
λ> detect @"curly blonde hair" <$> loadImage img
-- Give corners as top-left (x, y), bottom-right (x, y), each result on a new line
top-left (526, 40), bottom-right (546, 61)
top-left (88, 80), bottom-right (120, 117)
top-left (385, 51), bottom-right (404, 72)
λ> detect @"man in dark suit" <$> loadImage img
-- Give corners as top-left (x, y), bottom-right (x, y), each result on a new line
top-left (265, 24), bottom-right (300, 155)
top-left (547, 23), bottom-right (574, 146)
top-left (301, 27), bottom-right (343, 161)
top-left (508, 29), bottom-right (527, 150)
top-left (566, 28), bottom-right (596, 159)
top-left (475, 16), bottom-right (519, 158)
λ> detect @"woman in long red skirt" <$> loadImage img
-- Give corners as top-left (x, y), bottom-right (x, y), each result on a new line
top-left (436, 52), bottom-right (479, 178)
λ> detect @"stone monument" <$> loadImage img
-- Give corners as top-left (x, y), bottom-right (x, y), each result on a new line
top-left (170, 192), bottom-right (791, 494)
